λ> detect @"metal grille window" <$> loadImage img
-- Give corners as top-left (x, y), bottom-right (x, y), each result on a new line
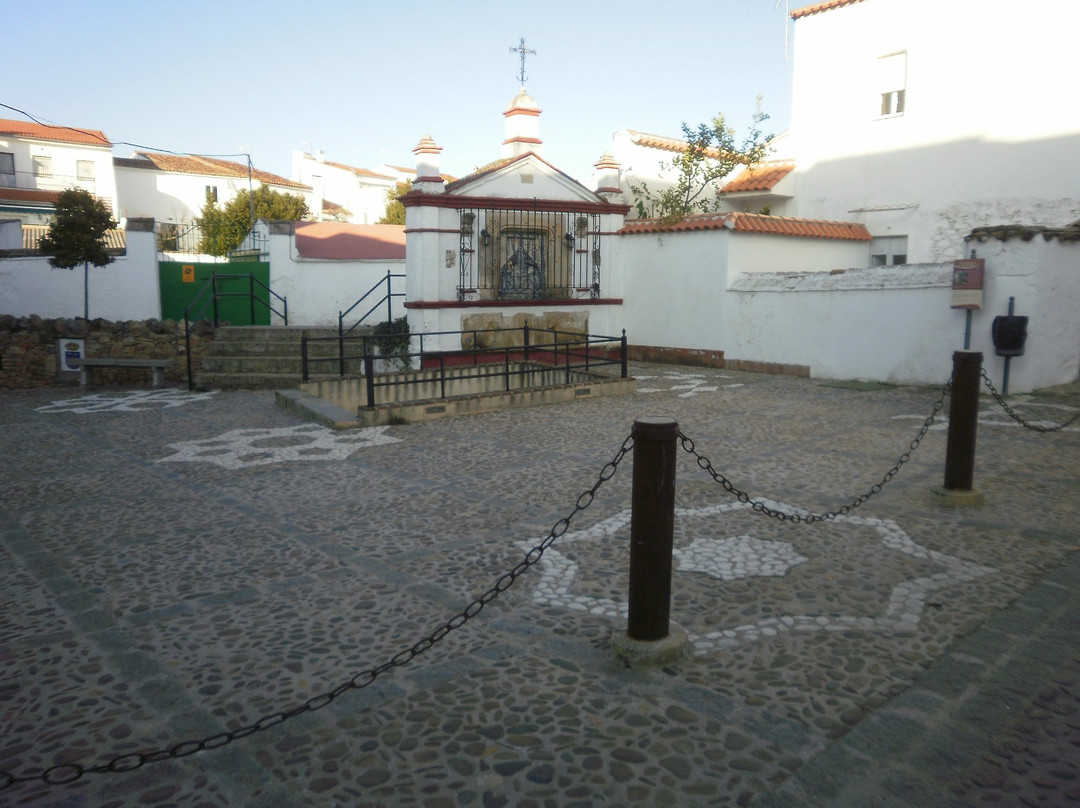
top-left (870, 235), bottom-right (908, 266)
top-left (32, 155), bottom-right (52, 177)
top-left (877, 52), bottom-right (907, 118)
top-left (76, 160), bottom-right (95, 181)
top-left (0, 152), bottom-right (13, 187)
top-left (458, 207), bottom-right (602, 301)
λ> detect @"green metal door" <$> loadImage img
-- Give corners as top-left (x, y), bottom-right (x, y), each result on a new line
top-left (159, 262), bottom-right (271, 325)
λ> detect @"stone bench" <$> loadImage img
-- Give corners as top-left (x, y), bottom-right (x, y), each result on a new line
top-left (68, 357), bottom-right (175, 390)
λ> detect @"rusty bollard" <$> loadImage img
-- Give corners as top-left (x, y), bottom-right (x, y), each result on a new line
top-left (612, 417), bottom-right (690, 666)
top-left (934, 350), bottom-right (986, 506)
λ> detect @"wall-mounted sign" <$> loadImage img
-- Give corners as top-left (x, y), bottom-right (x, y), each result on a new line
top-left (58, 338), bottom-right (85, 373)
top-left (182, 264), bottom-right (196, 283)
top-left (951, 258), bottom-right (984, 310)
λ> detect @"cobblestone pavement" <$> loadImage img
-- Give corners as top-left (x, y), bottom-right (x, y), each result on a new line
top-left (1, 364), bottom-right (1077, 807)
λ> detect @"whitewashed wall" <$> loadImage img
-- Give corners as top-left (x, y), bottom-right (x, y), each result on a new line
top-left (263, 222), bottom-right (406, 326)
top-left (0, 221), bottom-right (159, 320)
top-left (615, 227), bottom-right (1079, 392)
top-left (789, 0), bottom-right (1080, 262)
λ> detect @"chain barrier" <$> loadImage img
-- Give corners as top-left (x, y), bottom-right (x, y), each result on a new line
top-left (678, 377), bottom-right (953, 523)
top-left (980, 369), bottom-right (1080, 433)
top-left (0, 435), bottom-right (636, 793)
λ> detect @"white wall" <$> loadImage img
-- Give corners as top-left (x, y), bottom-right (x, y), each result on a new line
top-left (615, 226), bottom-right (1079, 392)
top-left (0, 223), bottom-right (160, 320)
top-left (789, 0), bottom-right (1080, 262)
top-left (0, 137), bottom-right (118, 219)
top-left (263, 222), bottom-right (406, 326)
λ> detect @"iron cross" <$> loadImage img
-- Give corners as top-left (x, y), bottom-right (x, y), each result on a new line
top-left (509, 37), bottom-right (536, 87)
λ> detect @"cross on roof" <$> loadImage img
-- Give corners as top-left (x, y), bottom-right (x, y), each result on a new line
top-left (509, 37), bottom-right (536, 87)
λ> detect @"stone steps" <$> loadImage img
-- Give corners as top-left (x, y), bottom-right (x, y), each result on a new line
top-left (194, 325), bottom-right (375, 390)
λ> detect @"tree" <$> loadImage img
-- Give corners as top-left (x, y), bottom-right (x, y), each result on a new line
top-left (38, 188), bottom-right (117, 320)
top-left (631, 103), bottom-right (772, 223)
top-left (199, 186), bottom-right (310, 256)
top-left (376, 180), bottom-right (412, 225)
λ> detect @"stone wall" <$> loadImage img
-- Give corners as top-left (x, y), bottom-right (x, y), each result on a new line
top-left (0, 316), bottom-right (213, 390)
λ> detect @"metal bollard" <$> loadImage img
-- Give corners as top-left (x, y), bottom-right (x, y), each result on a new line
top-left (942, 350), bottom-right (983, 494)
top-left (627, 416), bottom-right (679, 642)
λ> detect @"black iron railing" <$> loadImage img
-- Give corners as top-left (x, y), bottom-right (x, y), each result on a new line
top-left (182, 273), bottom-right (288, 390)
top-left (301, 325), bottom-right (628, 408)
top-left (337, 271), bottom-right (406, 374)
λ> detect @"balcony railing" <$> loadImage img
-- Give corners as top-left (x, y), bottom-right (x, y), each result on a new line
top-left (1, 170), bottom-right (97, 196)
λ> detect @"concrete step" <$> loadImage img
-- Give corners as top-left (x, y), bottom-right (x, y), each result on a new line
top-left (193, 371), bottom-right (343, 391)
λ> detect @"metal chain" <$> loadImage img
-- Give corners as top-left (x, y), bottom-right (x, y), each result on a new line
top-left (980, 369), bottom-right (1080, 433)
top-left (0, 435), bottom-right (636, 793)
top-left (678, 378), bottom-right (952, 523)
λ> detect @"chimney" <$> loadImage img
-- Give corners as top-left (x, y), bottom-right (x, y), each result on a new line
top-left (412, 134), bottom-right (445, 193)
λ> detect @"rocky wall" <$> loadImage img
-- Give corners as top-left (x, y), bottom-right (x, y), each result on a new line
top-left (0, 316), bottom-right (214, 390)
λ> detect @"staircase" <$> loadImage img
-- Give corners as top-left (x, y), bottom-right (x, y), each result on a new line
top-left (194, 326), bottom-right (373, 390)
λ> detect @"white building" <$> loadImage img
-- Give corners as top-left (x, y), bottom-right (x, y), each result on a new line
top-left (0, 118), bottom-right (118, 225)
top-left (291, 151), bottom-right (401, 224)
top-left (786, 0), bottom-right (1080, 263)
top-left (114, 152), bottom-right (311, 225)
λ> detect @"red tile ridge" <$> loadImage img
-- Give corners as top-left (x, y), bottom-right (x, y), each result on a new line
top-left (791, 0), bottom-right (867, 20)
top-left (722, 161), bottom-right (796, 193)
top-left (620, 211), bottom-right (871, 241)
top-left (0, 118), bottom-right (110, 147)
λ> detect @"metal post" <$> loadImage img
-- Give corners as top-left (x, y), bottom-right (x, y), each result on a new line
top-left (249, 275), bottom-right (255, 324)
top-left (627, 417), bottom-right (679, 641)
top-left (523, 323), bottom-right (530, 362)
top-left (211, 276), bottom-right (220, 327)
top-left (364, 339), bottom-right (376, 408)
top-left (301, 333), bottom-right (309, 382)
top-left (943, 350), bottom-right (982, 491)
top-left (184, 314), bottom-right (193, 391)
top-left (386, 270), bottom-right (393, 324)
top-left (1002, 296), bottom-right (1015, 396)
top-left (338, 312), bottom-right (345, 377)
top-left (621, 330), bottom-right (628, 379)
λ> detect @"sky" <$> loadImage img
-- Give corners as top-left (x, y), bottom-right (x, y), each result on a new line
top-left (4, 0), bottom-right (806, 184)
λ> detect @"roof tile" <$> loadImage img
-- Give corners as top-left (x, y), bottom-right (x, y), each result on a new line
top-left (128, 152), bottom-right (309, 190)
top-left (0, 118), bottom-right (110, 147)
top-left (294, 222), bottom-right (405, 260)
top-left (620, 211), bottom-right (871, 241)
top-left (722, 162), bottom-right (795, 193)
top-left (791, 0), bottom-right (867, 20)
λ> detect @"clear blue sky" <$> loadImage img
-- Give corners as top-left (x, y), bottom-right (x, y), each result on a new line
top-left (4, 0), bottom-right (807, 183)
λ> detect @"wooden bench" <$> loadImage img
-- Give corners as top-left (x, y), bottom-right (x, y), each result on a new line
top-left (68, 357), bottom-right (175, 390)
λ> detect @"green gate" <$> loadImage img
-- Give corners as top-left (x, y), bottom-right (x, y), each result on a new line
top-left (159, 262), bottom-right (272, 325)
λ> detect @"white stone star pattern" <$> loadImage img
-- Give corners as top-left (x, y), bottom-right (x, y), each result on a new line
top-left (521, 499), bottom-right (994, 654)
top-left (157, 424), bottom-right (401, 468)
top-left (35, 389), bottom-right (218, 413)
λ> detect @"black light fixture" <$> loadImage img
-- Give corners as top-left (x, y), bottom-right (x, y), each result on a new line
top-left (565, 231), bottom-right (575, 248)
top-left (481, 228), bottom-right (491, 247)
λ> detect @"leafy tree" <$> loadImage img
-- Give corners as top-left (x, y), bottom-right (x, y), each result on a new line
top-left (631, 103), bottom-right (772, 223)
top-left (199, 186), bottom-right (310, 256)
top-left (38, 188), bottom-right (117, 320)
top-left (376, 180), bottom-right (412, 225)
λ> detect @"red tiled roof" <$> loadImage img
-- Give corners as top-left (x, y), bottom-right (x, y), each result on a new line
top-left (294, 222), bottom-right (405, 260)
top-left (722, 162), bottom-right (795, 194)
top-left (128, 152), bottom-right (310, 190)
top-left (791, 0), bottom-right (867, 19)
top-left (626, 130), bottom-right (726, 159)
top-left (620, 211), bottom-right (871, 241)
top-left (0, 187), bottom-right (62, 205)
top-left (0, 118), bottom-right (110, 147)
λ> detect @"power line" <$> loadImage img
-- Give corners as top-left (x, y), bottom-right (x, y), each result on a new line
top-left (0, 101), bottom-right (252, 161)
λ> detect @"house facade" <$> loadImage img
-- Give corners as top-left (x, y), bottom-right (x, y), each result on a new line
top-left (113, 152), bottom-right (311, 226)
top-left (291, 150), bottom-right (403, 224)
top-left (786, 0), bottom-right (1080, 264)
top-left (0, 119), bottom-right (118, 225)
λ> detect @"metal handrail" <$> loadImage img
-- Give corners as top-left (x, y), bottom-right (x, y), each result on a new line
top-left (182, 272), bottom-right (288, 390)
top-left (338, 271), bottom-right (406, 338)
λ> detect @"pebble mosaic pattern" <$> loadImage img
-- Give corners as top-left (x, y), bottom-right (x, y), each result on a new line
top-left (894, 398), bottom-right (1080, 432)
top-left (0, 368), bottom-right (1076, 806)
top-left (34, 389), bottom-right (217, 413)
top-left (157, 424), bottom-right (401, 468)
top-left (635, 370), bottom-right (744, 397)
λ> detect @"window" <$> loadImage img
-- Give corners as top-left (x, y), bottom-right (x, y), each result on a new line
top-left (877, 52), bottom-right (907, 117)
top-left (76, 160), bottom-right (95, 181)
top-left (0, 152), bottom-right (13, 187)
top-left (870, 235), bottom-right (908, 266)
top-left (32, 155), bottom-right (52, 177)
top-left (206, 185), bottom-right (218, 202)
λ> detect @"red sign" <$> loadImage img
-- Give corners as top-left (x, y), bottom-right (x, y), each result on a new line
top-left (951, 259), bottom-right (984, 310)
